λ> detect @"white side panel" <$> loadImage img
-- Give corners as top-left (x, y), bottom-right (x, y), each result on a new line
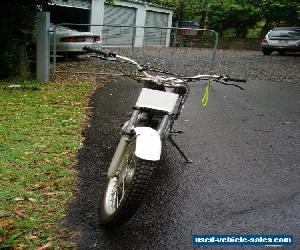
top-left (134, 127), bottom-right (161, 161)
top-left (136, 88), bottom-right (179, 113)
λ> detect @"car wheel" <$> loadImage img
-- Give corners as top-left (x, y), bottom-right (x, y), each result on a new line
top-left (262, 49), bottom-right (272, 55)
top-left (278, 50), bottom-right (286, 55)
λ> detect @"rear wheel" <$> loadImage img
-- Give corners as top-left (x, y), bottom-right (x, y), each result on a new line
top-left (99, 138), bottom-right (157, 227)
top-left (262, 49), bottom-right (272, 55)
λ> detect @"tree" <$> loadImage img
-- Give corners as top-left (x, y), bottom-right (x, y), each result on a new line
top-left (206, 0), bottom-right (260, 37)
top-left (144, 0), bottom-right (299, 37)
top-left (0, 0), bottom-right (51, 79)
top-left (259, 0), bottom-right (300, 35)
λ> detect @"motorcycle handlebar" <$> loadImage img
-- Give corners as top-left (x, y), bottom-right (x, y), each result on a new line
top-left (83, 47), bottom-right (246, 89)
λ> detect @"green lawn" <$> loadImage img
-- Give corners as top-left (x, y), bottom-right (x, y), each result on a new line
top-left (0, 79), bottom-right (97, 249)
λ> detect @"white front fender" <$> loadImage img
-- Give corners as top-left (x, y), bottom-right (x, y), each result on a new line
top-left (134, 127), bottom-right (161, 161)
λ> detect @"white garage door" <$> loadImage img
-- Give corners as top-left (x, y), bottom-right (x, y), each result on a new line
top-left (103, 5), bottom-right (136, 46)
top-left (144, 11), bottom-right (169, 46)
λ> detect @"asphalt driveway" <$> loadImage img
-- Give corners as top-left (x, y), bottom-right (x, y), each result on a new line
top-left (62, 78), bottom-right (300, 250)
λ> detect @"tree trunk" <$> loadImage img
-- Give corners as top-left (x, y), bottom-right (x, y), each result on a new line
top-left (219, 22), bottom-right (223, 38)
top-left (17, 42), bottom-right (29, 76)
top-left (203, 10), bottom-right (209, 29)
top-left (237, 28), bottom-right (248, 38)
top-left (260, 20), bottom-right (272, 38)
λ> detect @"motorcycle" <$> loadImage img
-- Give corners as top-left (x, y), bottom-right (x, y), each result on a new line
top-left (83, 46), bottom-right (246, 227)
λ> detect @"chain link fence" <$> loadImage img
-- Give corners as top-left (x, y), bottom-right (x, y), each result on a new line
top-left (49, 24), bottom-right (219, 81)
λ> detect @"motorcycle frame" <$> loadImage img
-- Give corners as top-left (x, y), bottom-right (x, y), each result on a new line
top-left (122, 81), bottom-right (190, 139)
top-left (107, 81), bottom-right (189, 177)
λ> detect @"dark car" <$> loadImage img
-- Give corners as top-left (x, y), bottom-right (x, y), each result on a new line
top-left (261, 27), bottom-right (300, 55)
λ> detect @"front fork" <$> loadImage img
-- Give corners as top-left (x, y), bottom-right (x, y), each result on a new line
top-left (123, 110), bottom-right (172, 138)
top-left (107, 110), bottom-right (172, 178)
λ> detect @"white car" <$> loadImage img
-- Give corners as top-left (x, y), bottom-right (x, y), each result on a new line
top-left (49, 24), bottom-right (101, 55)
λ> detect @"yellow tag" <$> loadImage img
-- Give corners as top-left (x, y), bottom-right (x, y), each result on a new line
top-left (202, 82), bottom-right (210, 107)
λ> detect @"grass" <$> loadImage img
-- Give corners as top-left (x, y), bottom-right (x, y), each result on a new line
top-left (0, 77), bottom-right (97, 249)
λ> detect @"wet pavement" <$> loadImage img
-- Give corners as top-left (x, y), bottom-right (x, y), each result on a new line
top-left (63, 79), bottom-right (300, 250)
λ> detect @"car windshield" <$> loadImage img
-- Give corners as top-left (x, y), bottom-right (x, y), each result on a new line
top-left (49, 24), bottom-right (78, 33)
top-left (269, 29), bottom-right (300, 40)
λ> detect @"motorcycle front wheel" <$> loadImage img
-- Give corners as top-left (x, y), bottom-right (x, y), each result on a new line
top-left (99, 138), bottom-right (157, 227)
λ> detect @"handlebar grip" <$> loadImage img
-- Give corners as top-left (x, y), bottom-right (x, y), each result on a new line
top-left (83, 46), bottom-right (116, 58)
top-left (226, 77), bottom-right (247, 83)
top-left (83, 46), bottom-right (101, 53)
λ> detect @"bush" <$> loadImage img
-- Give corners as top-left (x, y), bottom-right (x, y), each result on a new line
top-left (0, 0), bottom-right (50, 79)
top-left (0, 42), bottom-right (19, 79)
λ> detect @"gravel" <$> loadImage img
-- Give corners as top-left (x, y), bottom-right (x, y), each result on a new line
top-left (55, 49), bottom-right (300, 84)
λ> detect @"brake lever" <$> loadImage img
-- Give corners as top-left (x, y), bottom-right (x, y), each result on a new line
top-left (83, 46), bottom-right (117, 60)
top-left (98, 55), bottom-right (117, 61)
top-left (215, 79), bottom-right (245, 90)
top-left (85, 54), bottom-right (117, 61)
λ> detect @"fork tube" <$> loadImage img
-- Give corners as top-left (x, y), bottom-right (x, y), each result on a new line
top-left (158, 115), bottom-right (171, 138)
top-left (107, 135), bottom-right (130, 177)
top-left (122, 110), bottom-right (140, 134)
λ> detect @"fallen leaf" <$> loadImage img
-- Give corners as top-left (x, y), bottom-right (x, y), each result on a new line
top-left (28, 198), bottom-right (37, 203)
top-left (14, 197), bottom-right (25, 201)
top-left (44, 192), bottom-right (64, 196)
top-left (14, 244), bottom-right (27, 250)
top-left (0, 235), bottom-right (7, 244)
top-left (0, 218), bottom-right (14, 228)
top-left (14, 210), bottom-right (25, 217)
top-left (0, 211), bottom-right (10, 218)
top-left (32, 183), bottom-right (46, 190)
top-left (26, 234), bottom-right (39, 241)
top-left (44, 159), bottom-right (52, 164)
top-left (44, 224), bottom-right (53, 230)
top-left (35, 242), bottom-right (52, 250)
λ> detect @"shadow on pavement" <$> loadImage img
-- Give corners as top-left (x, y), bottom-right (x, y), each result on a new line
top-left (62, 80), bottom-right (186, 249)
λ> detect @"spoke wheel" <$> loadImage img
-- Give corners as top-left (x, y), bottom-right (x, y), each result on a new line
top-left (100, 138), bottom-right (157, 227)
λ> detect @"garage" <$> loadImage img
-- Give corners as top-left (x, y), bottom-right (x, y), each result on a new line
top-left (48, 0), bottom-right (173, 47)
top-left (144, 10), bottom-right (169, 46)
top-left (47, 0), bottom-right (90, 31)
top-left (103, 5), bottom-right (136, 46)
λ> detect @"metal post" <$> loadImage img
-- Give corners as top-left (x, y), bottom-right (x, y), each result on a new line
top-left (210, 30), bottom-right (219, 71)
top-left (53, 29), bottom-right (56, 79)
top-left (131, 26), bottom-right (136, 55)
top-left (36, 12), bottom-right (50, 82)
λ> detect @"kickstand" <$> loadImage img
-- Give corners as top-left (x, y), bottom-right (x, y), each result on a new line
top-left (168, 136), bottom-right (193, 163)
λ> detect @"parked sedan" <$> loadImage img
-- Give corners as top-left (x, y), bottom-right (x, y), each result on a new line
top-left (49, 24), bottom-right (101, 56)
top-left (261, 27), bottom-right (300, 55)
